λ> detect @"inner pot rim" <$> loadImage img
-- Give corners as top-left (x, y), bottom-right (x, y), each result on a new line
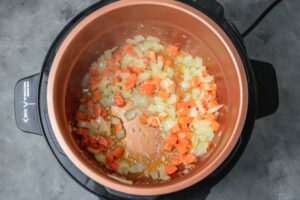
top-left (47, 0), bottom-right (248, 195)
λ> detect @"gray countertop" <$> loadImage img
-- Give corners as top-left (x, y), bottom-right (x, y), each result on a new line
top-left (0, 0), bottom-right (299, 199)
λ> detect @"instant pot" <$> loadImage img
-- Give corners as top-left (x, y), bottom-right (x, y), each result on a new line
top-left (14, 0), bottom-right (279, 199)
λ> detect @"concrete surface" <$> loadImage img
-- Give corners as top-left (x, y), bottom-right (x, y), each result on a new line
top-left (0, 0), bottom-right (299, 199)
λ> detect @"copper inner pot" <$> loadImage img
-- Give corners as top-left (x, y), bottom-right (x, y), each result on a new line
top-left (47, 0), bottom-right (248, 195)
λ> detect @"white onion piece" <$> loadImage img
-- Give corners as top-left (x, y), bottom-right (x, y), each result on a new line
top-left (207, 105), bottom-right (223, 113)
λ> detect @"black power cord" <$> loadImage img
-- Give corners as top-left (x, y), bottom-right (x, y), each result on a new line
top-left (242, 0), bottom-right (283, 37)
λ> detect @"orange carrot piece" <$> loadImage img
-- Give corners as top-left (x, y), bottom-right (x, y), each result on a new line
top-left (106, 150), bottom-right (115, 163)
top-left (164, 165), bottom-right (177, 175)
top-left (75, 111), bottom-right (86, 121)
top-left (152, 77), bottom-right (162, 89)
top-left (113, 76), bottom-right (121, 86)
top-left (168, 46), bottom-right (179, 56)
top-left (89, 68), bottom-right (99, 76)
top-left (114, 53), bottom-right (123, 62)
top-left (87, 100), bottom-right (94, 112)
top-left (124, 73), bottom-right (137, 91)
top-left (98, 144), bottom-right (106, 153)
top-left (99, 136), bottom-right (109, 147)
top-left (207, 142), bottom-right (213, 150)
top-left (164, 59), bottom-right (172, 66)
top-left (93, 104), bottom-right (102, 117)
top-left (139, 116), bottom-right (148, 124)
top-left (121, 67), bottom-right (131, 74)
top-left (147, 116), bottom-right (158, 127)
top-left (183, 153), bottom-right (197, 165)
top-left (202, 69), bottom-right (208, 76)
top-left (141, 82), bottom-right (156, 95)
top-left (107, 58), bottom-right (115, 67)
top-left (210, 120), bottom-right (220, 131)
top-left (190, 77), bottom-right (200, 89)
top-left (170, 124), bottom-right (180, 135)
top-left (76, 127), bottom-right (89, 136)
top-left (113, 92), bottom-right (125, 106)
top-left (143, 57), bottom-right (150, 64)
top-left (102, 69), bottom-right (111, 78)
top-left (92, 91), bottom-right (102, 101)
top-left (109, 159), bottom-right (119, 170)
top-left (171, 154), bottom-right (184, 166)
top-left (175, 142), bottom-right (188, 155)
top-left (128, 66), bottom-right (143, 74)
top-left (157, 90), bottom-right (169, 100)
top-left (114, 123), bottom-right (122, 133)
top-left (111, 65), bottom-right (120, 72)
top-left (146, 50), bottom-right (156, 62)
top-left (113, 147), bottom-right (124, 159)
top-left (101, 109), bottom-right (108, 117)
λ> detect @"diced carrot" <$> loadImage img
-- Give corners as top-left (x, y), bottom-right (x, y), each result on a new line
top-left (113, 76), bottom-right (121, 86)
top-left (123, 43), bottom-right (133, 50)
top-left (207, 142), bottom-right (213, 150)
top-left (101, 109), bottom-right (108, 117)
top-left (157, 90), bottom-right (169, 100)
top-left (89, 68), bottom-right (99, 76)
top-left (87, 100), bottom-right (94, 112)
top-left (179, 121), bottom-right (189, 132)
top-left (164, 143), bottom-right (172, 152)
top-left (152, 77), bottom-right (162, 89)
top-left (164, 59), bottom-right (172, 66)
top-left (124, 44), bottom-right (134, 55)
top-left (190, 77), bottom-right (200, 89)
top-left (102, 69), bottom-right (111, 78)
top-left (107, 138), bottom-right (113, 145)
top-left (171, 154), bottom-right (184, 166)
top-left (170, 124), bottom-right (180, 135)
top-left (111, 65), bottom-right (120, 72)
top-left (183, 153), bottom-right (197, 165)
top-left (141, 82), bottom-right (156, 95)
top-left (146, 50), bottom-right (156, 62)
top-left (175, 142), bottom-right (188, 154)
top-left (109, 159), bottom-right (119, 170)
top-left (121, 67), bottom-right (131, 74)
top-left (98, 144), bottom-right (106, 153)
top-left (124, 73), bottom-right (137, 91)
top-left (107, 58), bottom-right (115, 67)
top-left (178, 137), bottom-right (192, 150)
top-left (210, 82), bottom-right (217, 92)
top-left (99, 136), bottom-right (109, 147)
top-left (164, 164), bottom-right (177, 175)
top-left (139, 116), bottom-right (148, 124)
top-left (113, 92), bottom-right (125, 106)
top-left (184, 131), bottom-right (194, 139)
top-left (210, 120), bottom-right (220, 131)
top-left (106, 150), bottom-right (115, 163)
top-left (128, 66), bottom-right (143, 74)
top-left (88, 135), bottom-right (98, 148)
top-left (113, 147), bottom-right (124, 159)
top-left (79, 96), bottom-right (87, 103)
top-left (75, 111), bottom-right (86, 121)
top-left (204, 113), bottom-right (215, 121)
top-left (114, 123), bottom-right (122, 133)
top-left (200, 82), bottom-right (205, 91)
top-left (114, 53), bottom-right (123, 62)
top-left (168, 46), bottom-right (179, 56)
top-left (76, 127), bottom-right (89, 136)
top-left (92, 91), bottom-right (102, 101)
top-left (94, 104), bottom-right (102, 117)
top-left (147, 116), bottom-right (158, 127)
top-left (81, 137), bottom-right (89, 147)
top-left (165, 135), bottom-right (177, 146)
top-left (187, 99), bottom-right (196, 108)
top-left (202, 69), bottom-right (208, 76)
top-left (89, 76), bottom-right (101, 90)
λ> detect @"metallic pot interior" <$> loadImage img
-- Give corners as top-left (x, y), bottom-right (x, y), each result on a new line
top-left (47, 0), bottom-right (248, 195)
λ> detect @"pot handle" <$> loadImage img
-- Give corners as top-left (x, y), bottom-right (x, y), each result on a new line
top-left (14, 74), bottom-right (42, 135)
top-left (251, 60), bottom-right (279, 119)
